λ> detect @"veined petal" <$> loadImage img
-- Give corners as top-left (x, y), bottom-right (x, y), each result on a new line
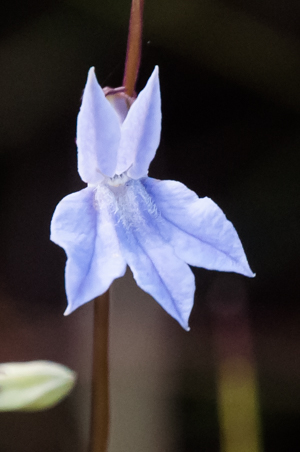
top-left (143, 178), bottom-right (254, 277)
top-left (50, 187), bottom-right (126, 314)
top-left (116, 67), bottom-right (161, 178)
top-left (113, 181), bottom-right (195, 330)
top-left (77, 68), bottom-right (121, 183)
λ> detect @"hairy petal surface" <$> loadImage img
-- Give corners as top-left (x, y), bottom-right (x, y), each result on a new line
top-left (113, 181), bottom-right (195, 330)
top-left (143, 178), bottom-right (254, 277)
top-left (77, 68), bottom-right (121, 183)
top-left (116, 67), bottom-right (161, 177)
top-left (50, 187), bottom-right (126, 314)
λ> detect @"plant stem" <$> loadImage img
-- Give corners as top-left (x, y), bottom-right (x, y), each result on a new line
top-left (89, 3), bottom-right (144, 449)
top-left (123, 0), bottom-right (144, 97)
top-left (90, 291), bottom-right (110, 452)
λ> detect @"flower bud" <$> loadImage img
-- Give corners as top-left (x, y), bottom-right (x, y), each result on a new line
top-left (103, 86), bottom-right (135, 123)
top-left (0, 361), bottom-right (76, 411)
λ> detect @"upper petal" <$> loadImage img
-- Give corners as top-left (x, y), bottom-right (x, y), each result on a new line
top-left (113, 180), bottom-right (195, 330)
top-left (77, 68), bottom-right (121, 183)
top-left (116, 67), bottom-right (161, 178)
top-left (50, 187), bottom-right (126, 314)
top-left (143, 178), bottom-right (255, 277)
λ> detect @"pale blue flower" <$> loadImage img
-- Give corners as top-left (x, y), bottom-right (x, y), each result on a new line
top-left (51, 67), bottom-right (254, 330)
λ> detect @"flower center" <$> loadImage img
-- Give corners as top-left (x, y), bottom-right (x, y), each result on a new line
top-left (106, 172), bottom-right (130, 187)
top-left (93, 177), bottom-right (157, 231)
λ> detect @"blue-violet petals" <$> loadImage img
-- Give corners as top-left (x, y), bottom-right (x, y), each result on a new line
top-left (50, 66), bottom-right (254, 330)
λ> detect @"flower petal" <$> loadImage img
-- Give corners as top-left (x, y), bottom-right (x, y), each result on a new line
top-left (143, 178), bottom-right (254, 277)
top-left (77, 68), bottom-right (121, 183)
top-left (50, 187), bottom-right (126, 314)
top-left (113, 181), bottom-right (195, 330)
top-left (116, 67), bottom-right (161, 178)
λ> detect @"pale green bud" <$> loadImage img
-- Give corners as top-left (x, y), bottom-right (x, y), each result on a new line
top-left (0, 360), bottom-right (76, 411)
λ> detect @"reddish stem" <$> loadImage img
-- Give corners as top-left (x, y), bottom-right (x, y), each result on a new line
top-left (89, 292), bottom-right (110, 452)
top-left (123, 0), bottom-right (144, 97)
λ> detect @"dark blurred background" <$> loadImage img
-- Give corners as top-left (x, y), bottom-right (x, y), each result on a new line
top-left (0, 0), bottom-right (300, 451)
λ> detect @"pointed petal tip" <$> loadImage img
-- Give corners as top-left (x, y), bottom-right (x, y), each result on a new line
top-left (84, 67), bottom-right (102, 97)
top-left (176, 316), bottom-right (190, 331)
top-left (242, 264), bottom-right (256, 278)
top-left (181, 315), bottom-right (191, 331)
top-left (149, 66), bottom-right (159, 84)
top-left (86, 67), bottom-right (98, 86)
top-left (177, 313), bottom-right (191, 331)
top-left (63, 306), bottom-right (72, 316)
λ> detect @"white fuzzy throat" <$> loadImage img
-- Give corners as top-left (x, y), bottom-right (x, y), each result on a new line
top-left (93, 177), bottom-right (157, 231)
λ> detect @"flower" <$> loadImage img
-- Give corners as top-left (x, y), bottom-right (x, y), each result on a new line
top-left (0, 361), bottom-right (76, 411)
top-left (51, 67), bottom-right (254, 330)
